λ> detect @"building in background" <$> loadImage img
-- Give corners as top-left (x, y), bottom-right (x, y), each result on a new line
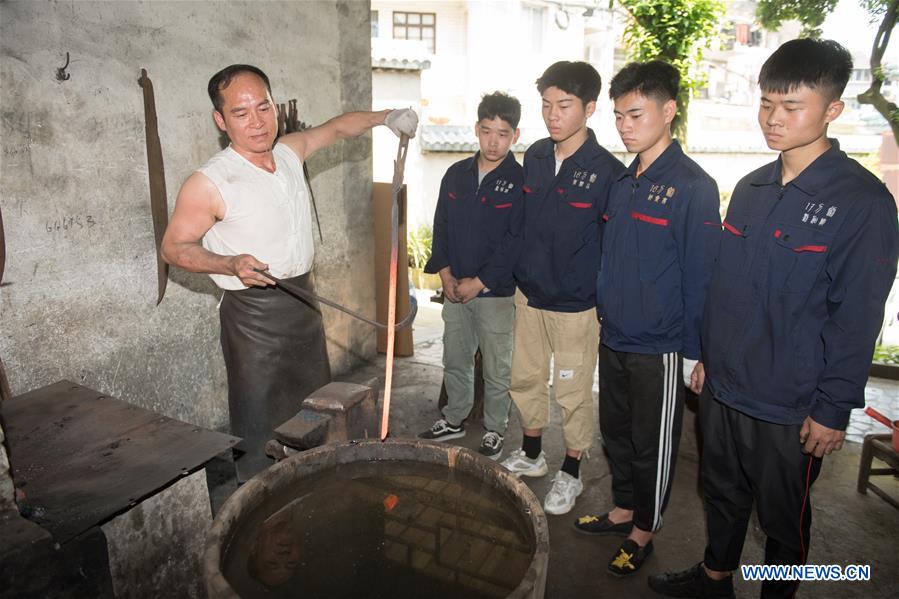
top-left (371, 0), bottom-right (622, 229)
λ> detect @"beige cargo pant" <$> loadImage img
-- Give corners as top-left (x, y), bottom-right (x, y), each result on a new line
top-left (509, 291), bottom-right (599, 452)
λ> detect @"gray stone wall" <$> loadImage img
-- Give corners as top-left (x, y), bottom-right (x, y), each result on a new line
top-left (0, 1), bottom-right (376, 431)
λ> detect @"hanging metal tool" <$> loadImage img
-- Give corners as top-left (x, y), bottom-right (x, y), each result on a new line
top-left (138, 68), bottom-right (170, 305)
top-left (278, 99), bottom-right (323, 242)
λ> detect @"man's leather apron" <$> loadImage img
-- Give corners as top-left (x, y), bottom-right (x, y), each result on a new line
top-left (220, 272), bottom-right (331, 482)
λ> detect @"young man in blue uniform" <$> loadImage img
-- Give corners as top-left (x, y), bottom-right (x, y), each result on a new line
top-left (650, 39), bottom-right (899, 598)
top-left (574, 61), bottom-right (721, 576)
top-left (500, 62), bottom-right (626, 516)
top-left (419, 92), bottom-right (523, 459)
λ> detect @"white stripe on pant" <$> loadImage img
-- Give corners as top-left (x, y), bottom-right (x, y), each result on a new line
top-left (653, 352), bottom-right (679, 530)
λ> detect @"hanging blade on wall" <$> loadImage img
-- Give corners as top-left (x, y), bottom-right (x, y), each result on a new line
top-left (138, 68), bottom-right (170, 306)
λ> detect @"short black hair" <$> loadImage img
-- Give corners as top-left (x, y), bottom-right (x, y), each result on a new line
top-left (758, 38), bottom-right (852, 102)
top-left (536, 61), bottom-right (602, 104)
top-left (477, 91), bottom-right (522, 128)
top-left (609, 60), bottom-right (680, 102)
top-left (207, 64), bottom-right (272, 113)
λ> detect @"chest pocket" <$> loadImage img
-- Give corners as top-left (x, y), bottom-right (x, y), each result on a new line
top-left (485, 189), bottom-right (514, 210)
top-left (556, 182), bottom-right (596, 211)
top-left (718, 215), bottom-right (756, 274)
top-left (630, 209), bottom-right (676, 282)
top-left (770, 224), bottom-right (832, 294)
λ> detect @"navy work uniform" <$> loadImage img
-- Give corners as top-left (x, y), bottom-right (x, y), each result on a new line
top-left (424, 151), bottom-right (523, 435)
top-left (700, 140), bottom-right (899, 597)
top-left (596, 140), bottom-right (721, 534)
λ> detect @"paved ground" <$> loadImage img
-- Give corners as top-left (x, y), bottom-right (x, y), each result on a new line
top-left (211, 289), bottom-right (899, 598)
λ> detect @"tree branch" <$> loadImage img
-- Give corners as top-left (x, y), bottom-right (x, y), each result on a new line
top-left (858, 0), bottom-right (899, 145)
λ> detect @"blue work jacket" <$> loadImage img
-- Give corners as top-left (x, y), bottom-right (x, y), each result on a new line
top-left (598, 141), bottom-right (721, 359)
top-left (424, 151), bottom-right (523, 296)
top-left (703, 140), bottom-right (899, 430)
top-left (515, 129), bottom-right (626, 312)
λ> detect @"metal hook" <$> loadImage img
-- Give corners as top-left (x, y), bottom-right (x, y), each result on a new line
top-left (56, 52), bottom-right (71, 81)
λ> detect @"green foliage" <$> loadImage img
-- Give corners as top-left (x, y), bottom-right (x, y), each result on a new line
top-left (407, 224), bottom-right (432, 270)
top-left (756, 0), bottom-right (839, 38)
top-left (618, 0), bottom-right (726, 142)
top-left (757, 0), bottom-right (893, 37)
top-left (853, 152), bottom-right (882, 179)
top-left (873, 345), bottom-right (899, 364)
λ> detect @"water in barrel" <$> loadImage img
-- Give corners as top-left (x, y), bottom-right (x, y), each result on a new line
top-left (221, 460), bottom-right (536, 598)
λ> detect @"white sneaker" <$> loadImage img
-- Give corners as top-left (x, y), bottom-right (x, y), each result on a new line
top-left (499, 449), bottom-right (548, 478)
top-left (543, 471), bottom-right (584, 515)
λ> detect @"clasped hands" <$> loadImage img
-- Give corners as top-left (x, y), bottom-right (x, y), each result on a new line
top-left (440, 269), bottom-right (483, 304)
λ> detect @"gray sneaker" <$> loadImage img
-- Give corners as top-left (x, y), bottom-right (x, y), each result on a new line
top-left (499, 448), bottom-right (548, 477)
top-left (478, 431), bottom-right (504, 460)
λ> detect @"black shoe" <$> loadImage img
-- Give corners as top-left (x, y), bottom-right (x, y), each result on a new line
top-left (608, 539), bottom-right (653, 577)
top-left (478, 431), bottom-right (504, 459)
top-left (574, 512), bottom-right (632, 535)
top-left (418, 419), bottom-right (465, 441)
top-left (648, 562), bottom-right (735, 598)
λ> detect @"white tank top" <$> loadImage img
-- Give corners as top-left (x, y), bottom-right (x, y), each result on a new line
top-left (199, 143), bottom-right (314, 290)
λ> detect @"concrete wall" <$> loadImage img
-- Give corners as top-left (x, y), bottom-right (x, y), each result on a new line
top-left (0, 0), bottom-right (375, 431)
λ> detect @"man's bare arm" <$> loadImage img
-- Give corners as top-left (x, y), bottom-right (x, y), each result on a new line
top-left (280, 110), bottom-right (390, 162)
top-left (160, 172), bottom-right (273, 287)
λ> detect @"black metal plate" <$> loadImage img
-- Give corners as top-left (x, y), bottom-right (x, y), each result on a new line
top-left (3, 380), bottom-right (239, 543)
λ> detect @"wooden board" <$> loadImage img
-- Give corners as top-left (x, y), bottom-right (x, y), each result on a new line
top-left (373, 182), bottom-right (413, 356)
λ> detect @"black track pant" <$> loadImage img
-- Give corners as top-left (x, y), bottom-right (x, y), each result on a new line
top-left (598, 344), bottom-right (684, 532)
top-left (700, 391), bottom-right (822, 598)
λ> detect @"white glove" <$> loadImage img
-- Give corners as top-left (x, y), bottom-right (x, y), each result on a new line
top-left (683, 358), bottom-right (698, 388)
top-left (385, 108), bottom-right (418, 139)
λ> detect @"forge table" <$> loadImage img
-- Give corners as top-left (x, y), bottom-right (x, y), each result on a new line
top-left (2, 380), bottom-right (239, 596)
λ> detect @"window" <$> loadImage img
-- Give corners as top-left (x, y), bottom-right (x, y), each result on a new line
top-left (748, 28), bottom-right (763, 47)
top-left (852, 68), bottom-right (872, 82)
top-left (393, 11), bottom-right (436, 53)
top-left (371, 10), bottom-right (379, 38)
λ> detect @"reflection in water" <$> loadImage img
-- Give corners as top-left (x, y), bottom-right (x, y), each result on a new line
top-left (225, 461), bottom-right (536, 598)
top-left (247, 506), bottom-right (302, 588)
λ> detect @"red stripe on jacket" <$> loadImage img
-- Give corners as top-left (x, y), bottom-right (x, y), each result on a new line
top-left (631, 211), bottom-right (669, 226)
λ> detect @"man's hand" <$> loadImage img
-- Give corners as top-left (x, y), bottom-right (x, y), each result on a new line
top-left (230, 254), bottom-right (274, 287)
top-left (799, 416), bottom-right (845, 457)
top-left (455, 277), bottom-right (485, 303)
top-left (385, 108), bottom-right (418, 139)
top-left (688, 361), bottom-right (705, 395)
top-left (439, 267), bottom-right (460, 303)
